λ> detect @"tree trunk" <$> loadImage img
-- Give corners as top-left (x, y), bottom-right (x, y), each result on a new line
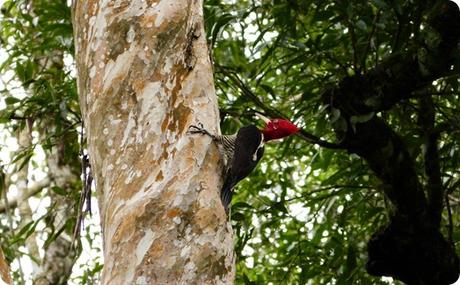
top-left (73, 0), bottom-right (234, 284)
top-left (0, 247), bottom-right (12, 285)
top-left (16, 123), bottom-right (41, 274)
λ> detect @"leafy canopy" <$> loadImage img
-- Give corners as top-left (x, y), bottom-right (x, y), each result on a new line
top-left (0, 0), bottom-right (459, 284)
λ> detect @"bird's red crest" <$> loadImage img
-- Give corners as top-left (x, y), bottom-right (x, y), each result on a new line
top-left (261, 118), bottom-right (299, 141)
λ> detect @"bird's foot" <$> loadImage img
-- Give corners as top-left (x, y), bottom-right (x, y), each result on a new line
top-left (187, 123), bottom-right (215, 139)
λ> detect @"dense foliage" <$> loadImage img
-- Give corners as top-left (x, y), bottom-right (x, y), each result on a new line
top-left (205, 1), bottom-right (460, 284)
top-left (0, 0), bottom-right (459, 284)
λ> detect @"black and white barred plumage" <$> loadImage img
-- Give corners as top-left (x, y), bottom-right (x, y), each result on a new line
top-left (214, 133), bottom-right (237, 169)
top-left (188, 124), bottom-right (264, 213)
top-left (188, 116), bottom-right (299, 214)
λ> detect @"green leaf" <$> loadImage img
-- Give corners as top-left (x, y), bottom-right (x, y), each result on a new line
top-left (211, 13), bottom-right (236, 45)
top-left (15, 62), bottom-right (26, 82)
top-left (4, 97), bottom-right (20, 105)
top-left (330, 108), bottom-right (341, 123)
top-left (371, 0), bottom-right (389, 10)
top-left (233, 202), bottom-right (253, 209)
top-left (51, 186), bottom-right (67, 196)
top-left (11, 221), bottom-right (37, 244)
top-left (356, 20), bottom-right (367, 31)
top-left (232, 212), bottom-right (246, 221)
top-left (350, 112), bottom-right (375, 129)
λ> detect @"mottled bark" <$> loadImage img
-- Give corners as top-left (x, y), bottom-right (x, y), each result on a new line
top-left (16, 123), bottom-right (40, 273)
top-left (73, 0), bottom-right (234, 284)
top-left (323, 2), bottom-right (460, 284)
top-left (0, 247), bottom-right (12, 285)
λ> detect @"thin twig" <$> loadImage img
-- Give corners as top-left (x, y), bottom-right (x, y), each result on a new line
top-left (71, 121), bottom-right (91, 250)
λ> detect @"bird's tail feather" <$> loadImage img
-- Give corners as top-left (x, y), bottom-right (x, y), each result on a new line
top-left (220, 177), bottom-right (235, 214)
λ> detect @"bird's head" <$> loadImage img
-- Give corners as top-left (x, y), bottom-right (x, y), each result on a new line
top-left (256, 113), bottom-right (300, 142)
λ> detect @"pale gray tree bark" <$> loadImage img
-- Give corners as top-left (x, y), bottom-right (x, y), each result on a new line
top-left (74, 0), bottom-right (235, 284)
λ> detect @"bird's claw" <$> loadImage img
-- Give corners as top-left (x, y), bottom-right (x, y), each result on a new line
top-left (187, 123), bottom-right (211, 136)
top-left (189, 122), bottom-right (204, 130)
top-left (187, 124), bottom-right (202, 134)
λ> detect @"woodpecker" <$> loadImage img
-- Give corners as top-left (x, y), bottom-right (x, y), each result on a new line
top-left (187, 113), bottom-right (299, 213)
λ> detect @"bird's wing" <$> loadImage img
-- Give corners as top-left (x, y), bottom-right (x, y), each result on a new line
top-left (220, 125), bottom-right (264, 213)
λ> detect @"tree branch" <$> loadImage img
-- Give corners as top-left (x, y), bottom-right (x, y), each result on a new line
top-left (324, 2), bottom-right (460, 115)
top-left (0, 177), bottom-right (50, 214)
top-left (342, 117), bottom-right (428, 221)
top-left (323, 1), bottom-right (460, 222)
top-left (418, 95), bottom-right (443, 229)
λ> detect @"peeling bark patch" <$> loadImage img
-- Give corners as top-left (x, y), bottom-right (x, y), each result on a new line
top-left (184, 23), bottom-right (201, 70)
top-left (106, 20), bottom-right (138, 60)
top-left (173, 102), bottom-right (192, 134)
top-left (135, 229), bottom-right (156, 266)
top-left (156, 170), bottom-right (164, 181)
top-left (195, 208), bottom-right (219, 231)
top-left (151, 0), bottom-right (187, 28)
top-left (155, 22), bottom-right (184, 53)
top-left (102, 48), bottom-right (136, 93)
top-left (109, 1), bottom-right (130, 15)
top-left (146, 0), bottom-right (159, 6)
top-left (126, 25), bottom-right (136, 43)
top-left (167, 208), bottom-right (180, 218)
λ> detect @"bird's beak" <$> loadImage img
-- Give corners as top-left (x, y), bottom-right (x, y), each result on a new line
top-left (255, 112), bottom-right (270, 124)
